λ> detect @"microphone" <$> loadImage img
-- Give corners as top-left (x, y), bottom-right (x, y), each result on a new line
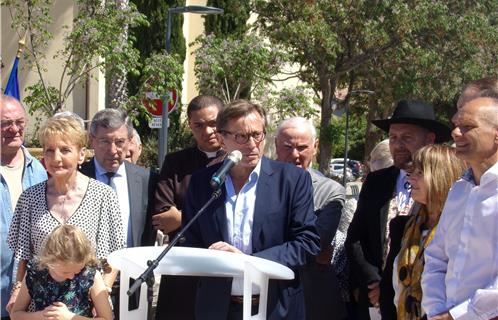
top-left (210, 150), bottom-right (242, 189)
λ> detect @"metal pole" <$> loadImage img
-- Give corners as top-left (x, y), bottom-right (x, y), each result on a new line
top-left (157, 6), bottom-right (223, 168)
top-left (158, 10), bottom-right (173, 167)
top-left (342, 100), bottom-right (350, 186)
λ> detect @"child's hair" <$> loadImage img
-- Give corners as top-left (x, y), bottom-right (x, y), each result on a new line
top-left (37, 225), bottom-right (97, 269)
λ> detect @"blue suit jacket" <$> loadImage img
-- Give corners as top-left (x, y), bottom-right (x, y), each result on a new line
top-left (182, 157), bottom-right (320, 320)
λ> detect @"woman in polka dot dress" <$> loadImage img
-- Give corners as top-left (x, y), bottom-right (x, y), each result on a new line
top-left (6, 115), bottom-right (124, 313)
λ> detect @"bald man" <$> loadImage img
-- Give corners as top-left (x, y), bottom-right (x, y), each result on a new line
top-left (422, 96), bottom-right (498, 320)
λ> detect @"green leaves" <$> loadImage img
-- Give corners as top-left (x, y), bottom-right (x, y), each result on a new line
top-left (193, 33), bottom-right (284, 102)
top-left (4, 0), bottom-right (147, 116)
top-left (125, 51), bottom-right (184, 123)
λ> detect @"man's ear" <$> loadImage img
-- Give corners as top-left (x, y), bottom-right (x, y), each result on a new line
top-left (313, 139), bottom-right (319, 156)
top-left (217, 132), bottom-right (226, 149)
top-left (426, 132), bottom-right (436, 144)
top-left (88, 134), bottom-right (96, 148)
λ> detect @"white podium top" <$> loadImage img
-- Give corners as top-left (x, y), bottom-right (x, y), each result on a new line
top-left (108, 246), bottom-right (294, 280)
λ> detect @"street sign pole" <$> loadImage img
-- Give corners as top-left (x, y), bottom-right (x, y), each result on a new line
top-left (158, 5), bottom-right (223, 168)
top-left (158, 94), bottom-right (169, 167)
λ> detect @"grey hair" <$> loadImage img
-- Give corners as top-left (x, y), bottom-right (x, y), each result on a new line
top-left (276, 117), bottom-right (317, 141)
top-left (131, 128), bottom-right (142, 145)
top-left (89, 108), bottom-right (132, 138)
top-left (53, 111), bottom-right (85, 129)
top-left (369, 139), bottom-right (393, 172)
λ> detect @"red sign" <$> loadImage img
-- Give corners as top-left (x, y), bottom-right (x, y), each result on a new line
top-left (143, 90), bottom-right (178, 116)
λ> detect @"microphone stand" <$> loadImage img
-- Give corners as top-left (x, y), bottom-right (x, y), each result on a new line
top-left (127, 188), bottom-right (222, 320)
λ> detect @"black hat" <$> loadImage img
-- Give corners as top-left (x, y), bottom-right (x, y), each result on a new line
top-left (372, 100), bottom-right (452, 143)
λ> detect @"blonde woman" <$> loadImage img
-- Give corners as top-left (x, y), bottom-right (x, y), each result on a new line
top-left (393, 145), bottom-right (466, 319)
top-left (7, 115), bottom-right (124, 312)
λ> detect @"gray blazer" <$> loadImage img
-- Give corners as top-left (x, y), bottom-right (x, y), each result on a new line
top-left (309, 168), bottom-right (346, 247)
top-left (80, 158), bottom-right (156, 247)
top-left (301, 169), bottom-right (347, 320)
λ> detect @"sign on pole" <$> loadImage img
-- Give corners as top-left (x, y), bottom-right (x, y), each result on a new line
top-left (144, 90), bottom-right (178, 128)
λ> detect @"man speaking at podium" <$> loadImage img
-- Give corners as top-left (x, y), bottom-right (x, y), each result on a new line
top-left (181, 100), bottom-right (320, 320)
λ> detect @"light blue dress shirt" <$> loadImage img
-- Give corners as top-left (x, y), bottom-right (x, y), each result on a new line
top-left (422, 162), bottom-right (498, 319)
top-left (0, 147), bottom-right (47, 317)
top-left (224, 160), bottom-right (261, 295)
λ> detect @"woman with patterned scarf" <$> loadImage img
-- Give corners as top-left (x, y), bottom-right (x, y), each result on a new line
top-left (393, 145), bottom-right (466, 319)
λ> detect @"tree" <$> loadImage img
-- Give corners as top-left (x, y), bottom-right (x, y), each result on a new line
top-left (193, 33), bottom-right (284, 103)
top-left (129, 0), bottom-right (186, 93)
top-left (107, 0), bottom-right (131, 109)
top-left (3, 0), bottom-right (146, 115)
top-left (205, 0), bottom-right (250, 38)
top-left (129, 0), bottom-right (188, 160)
top-left (253, 0), bottom-right (498, 170)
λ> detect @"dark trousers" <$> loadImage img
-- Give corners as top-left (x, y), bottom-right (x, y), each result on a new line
top-left (301, 264), bottom-right (347, 320)
top-left (227, 301), bottom-right (258, 320)
top-left (155, 276), bottom-right (199, 320)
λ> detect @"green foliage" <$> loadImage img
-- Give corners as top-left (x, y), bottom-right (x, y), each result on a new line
top-left (3, 0), bottom-right (147, 115)
top-left (23, 82), bottom-right (58, 115)
top-left (125, 51), bottom-right (184, 123)
top-left (205, 0), bottom-right (250, 38)
top-left (327, 115), bottom-right (367, 161)
top-left (193, 33), bottom-right (285, 103)
top-left (129, 0), bottom-right (187, 94)
top-left (2, 0), bottom-right (54, 65)
top-left (253, 0), bottom-right (498, 169)
top-left (128, 0), bottom-right (188, 158)
top-left (256, 85), bottom-right (318, 132)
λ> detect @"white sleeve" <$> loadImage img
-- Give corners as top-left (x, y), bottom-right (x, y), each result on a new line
top-left (449, 276), bottom-right (498, 320)
top-left (421, 214), bottom-right (450, 318)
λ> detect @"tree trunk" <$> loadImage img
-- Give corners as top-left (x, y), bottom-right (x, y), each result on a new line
top-left (363, 97), bottom-right (385, 162)
top-left (107, 0), bottom-right (129, 109)
top-left (318, 75), bottom-right (336, 173)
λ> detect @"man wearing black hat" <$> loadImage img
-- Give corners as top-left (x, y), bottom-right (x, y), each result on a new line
top-left (345, 100), bottom-right (452, 319)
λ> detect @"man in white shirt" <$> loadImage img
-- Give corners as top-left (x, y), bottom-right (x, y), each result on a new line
top-left (421, 96), bottom-right (498, 320)
top-left (80, 108), bottom-right (156, 319)
top-left (181, 100), bottom-right (320, 320)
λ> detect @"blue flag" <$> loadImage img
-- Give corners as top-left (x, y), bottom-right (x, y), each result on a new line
top-left (4, 56), bottom-right (20, 100)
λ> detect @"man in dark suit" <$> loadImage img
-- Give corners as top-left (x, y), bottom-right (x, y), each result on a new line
top-left (153, 95), bottom-right (225, 320)
top-left (275, 116), bottom-right (347, 320)
top-left (80, 108), bottom-right (156, 318)
top-left (182, 100), bottom-right (320, 320)
top-left (345, 100), bottom-right (452, 319)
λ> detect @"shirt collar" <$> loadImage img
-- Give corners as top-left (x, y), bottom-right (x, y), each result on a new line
top-left (94, 158), bottom-right (125, 178)
top-left (197, 147), bottom-right (222, 159)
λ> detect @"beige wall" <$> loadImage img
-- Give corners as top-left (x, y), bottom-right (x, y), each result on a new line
top-left (1, 0), bottom-right (211, 131)
top-left (182, 0), bottom-right (209, 106)
top-left (1, 1), bottom-right (105, 130)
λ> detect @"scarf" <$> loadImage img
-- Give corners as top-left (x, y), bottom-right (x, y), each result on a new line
top-left (396, 206), bottom-right (438, 320)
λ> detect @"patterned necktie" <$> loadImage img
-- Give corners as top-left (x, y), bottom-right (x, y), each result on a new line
top-left (105, 172), bottom-right (116, 190)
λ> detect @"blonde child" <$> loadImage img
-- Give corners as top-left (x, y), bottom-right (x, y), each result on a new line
top-left (10, 225), bottom-right (113, 320)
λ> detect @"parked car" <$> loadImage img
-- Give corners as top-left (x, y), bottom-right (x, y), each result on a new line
top-left (329, 162), bottom-right (355, 182)
top-left (329, 158), bottom-right (363, 181)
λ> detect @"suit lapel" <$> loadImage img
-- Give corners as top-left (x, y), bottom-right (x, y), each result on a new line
top-left (125, 162), bottom-right (144, 246)
top-left (252, 157), bottom-right (273, 252)
top-left (379, 166), bottom-right (401, 247)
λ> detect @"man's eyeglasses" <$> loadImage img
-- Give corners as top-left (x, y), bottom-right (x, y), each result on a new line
top-left (95, 138), bottom-right (128, 149)
top-left (1, 118), bottom-right (26, 130)
top-left (219, 130), bottom-right (266, 145)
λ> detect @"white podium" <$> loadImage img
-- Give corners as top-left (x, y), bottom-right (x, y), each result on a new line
top-left (108, 246), bottom-right (294, 320)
